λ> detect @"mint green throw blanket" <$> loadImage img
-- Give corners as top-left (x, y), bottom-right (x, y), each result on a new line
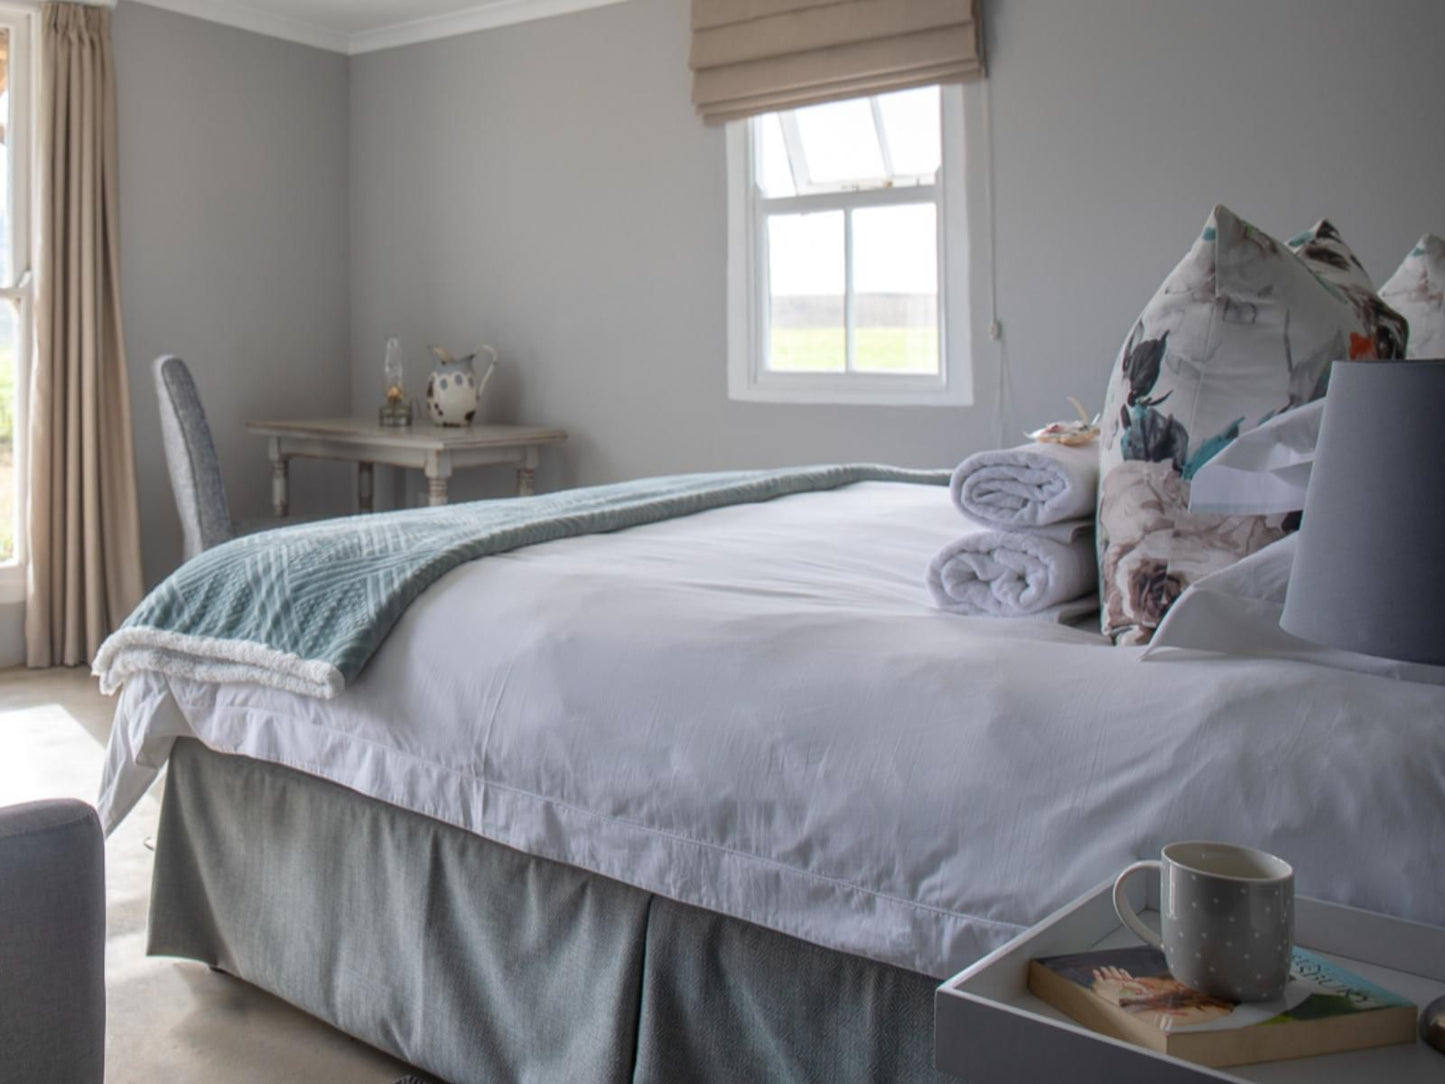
top-left (93, 464), bottom-right (948, 699)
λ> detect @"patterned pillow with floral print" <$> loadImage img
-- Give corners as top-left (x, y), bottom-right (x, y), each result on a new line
top-left (1288, 219), bottom-right (1409, 360)
top-left (1380, 234), bottom-right (1445, 358)
top-left (1096, 205), bottom-right (1405, 646)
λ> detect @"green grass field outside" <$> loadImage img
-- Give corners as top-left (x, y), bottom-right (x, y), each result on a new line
top-left (769, 326), bottom-right (939, 375)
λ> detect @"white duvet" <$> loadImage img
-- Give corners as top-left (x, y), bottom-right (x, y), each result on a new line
top-left (101, 482), bottom-right (1445, 979)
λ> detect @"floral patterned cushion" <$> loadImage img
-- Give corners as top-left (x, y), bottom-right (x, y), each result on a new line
top-left (1288, 219), bottom-right (1409, 359)
top-left (1380, 234), bottom-right (1445, 359)
top-left (1096, 206), bottom-right (1404, 646)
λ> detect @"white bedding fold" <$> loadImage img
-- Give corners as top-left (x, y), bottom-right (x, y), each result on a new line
top-left (1187, 399), bottom-right (1324, 515)
top-left (926, 520), bottom-right (1098, 620)
top-left (950, 441), bottom-right (1100, 529)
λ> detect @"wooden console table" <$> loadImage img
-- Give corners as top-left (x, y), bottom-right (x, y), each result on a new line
top-left (245, 418), bottom-right (568, 514)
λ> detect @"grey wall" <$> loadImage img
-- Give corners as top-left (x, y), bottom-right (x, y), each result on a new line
top-left (348, 0), bottom-right (731, 502)
top-left (986, 0), bottom-right (1445, 433)
top-left (115, 3), bottom-right (352, 586)
top-left (348, 0), bottom-right (1445, 505)
top-left (82, 0), bottom-right (1445, 587)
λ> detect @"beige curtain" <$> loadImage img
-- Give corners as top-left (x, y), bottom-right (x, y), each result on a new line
top-left (690, 0), bottom-right (984, 124)
top-left (26, 3), bottom-right (142, 667)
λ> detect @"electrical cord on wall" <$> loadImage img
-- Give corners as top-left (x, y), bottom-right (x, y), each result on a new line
top-left (979, 75), bottom-right (1012, 449)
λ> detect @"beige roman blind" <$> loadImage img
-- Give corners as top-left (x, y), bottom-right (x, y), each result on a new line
top-left (690, 0), bottom-right (983, 124)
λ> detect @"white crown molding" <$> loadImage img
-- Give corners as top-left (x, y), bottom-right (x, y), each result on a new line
top-left (348, 0), bottom-right (630, 55)
top-left (125, 0), bottom-right (630, 55)
top-left (129, 0), bottom-right (349, 52)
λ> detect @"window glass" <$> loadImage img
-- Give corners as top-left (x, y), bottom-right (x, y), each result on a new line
top-left (766, 86), bottom-right (942, 194)
top-left (728, 82), bottom-right (966, 404)
top-left (792, 97), bottom-right (884, 189)
top-left (852, 203), bottom-right (939, 374)
top-left (767, 211), bottom-right (845, 372)
top-left (754, 111), bottom-right (796, 199)
top-left (877, 86), bottom-right (942, 180)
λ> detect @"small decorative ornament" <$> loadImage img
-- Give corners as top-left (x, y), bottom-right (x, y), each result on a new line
top-left (378, 336), bottom-right (414, 428)
top-left (425, 344), bottom-right (498, 427)
top-left (1028, 396), bottom-right (1101, 446)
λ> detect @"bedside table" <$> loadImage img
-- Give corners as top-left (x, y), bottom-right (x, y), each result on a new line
top-left (935, 879), bottom-right (1445, 1083)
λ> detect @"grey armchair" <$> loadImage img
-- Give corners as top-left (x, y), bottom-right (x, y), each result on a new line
top-left (154, 354), bottom-right (236, 561)
top-left (0, 799), bottom-right (106, 1084)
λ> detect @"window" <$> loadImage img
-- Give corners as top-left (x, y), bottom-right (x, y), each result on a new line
top-left (726, 84), bottom-right (973, 406)
top-left (0, 5), bottom-right (30, 598)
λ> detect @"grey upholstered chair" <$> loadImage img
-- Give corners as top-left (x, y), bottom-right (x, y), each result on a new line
top-left (0, 799), bottom-right (106, 1084)
top-left (154, 354), bottom-right (236, 561)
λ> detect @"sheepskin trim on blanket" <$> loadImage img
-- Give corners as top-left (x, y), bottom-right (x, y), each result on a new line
top-left (93, 627), bottom-right (342, 698)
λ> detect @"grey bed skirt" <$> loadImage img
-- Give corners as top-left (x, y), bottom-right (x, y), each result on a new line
top-left (150, 740), bottom-right (954, 1083)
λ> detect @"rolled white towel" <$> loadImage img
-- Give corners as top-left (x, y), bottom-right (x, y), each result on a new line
top-left (927, 520), bottom-right (1099, 620)
top-left (950, 441), bottom-right (1099, 529)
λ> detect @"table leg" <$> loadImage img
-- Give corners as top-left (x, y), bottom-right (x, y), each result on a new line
top-left (516, 446), bottom-right (539, 496)
top-left (424, 452), bottom-right (451, 507)
top-left (358, 462), bottom-right (374, 513)
top-left (269, 439), bottom-right (290, 518)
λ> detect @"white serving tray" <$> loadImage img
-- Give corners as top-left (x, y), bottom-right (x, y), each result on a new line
top-left (935, 878), bottom-right (1445, 1083)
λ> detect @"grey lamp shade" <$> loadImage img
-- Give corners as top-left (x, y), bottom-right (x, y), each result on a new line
top-left (1280, 360), bottom-right (1445, 665)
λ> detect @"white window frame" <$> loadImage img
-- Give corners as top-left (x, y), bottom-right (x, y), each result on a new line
top-left (0, 3), bottom-right (35, 603)
top-left (726, 83), bottom-right (975, 407)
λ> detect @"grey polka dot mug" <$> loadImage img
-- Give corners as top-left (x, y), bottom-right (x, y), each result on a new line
top-left (1113, 841), bottom-right (1294, 1003)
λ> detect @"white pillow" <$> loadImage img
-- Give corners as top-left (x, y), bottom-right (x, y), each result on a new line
top-left (1380, 234), bottom-right (1445, 358)
top-left (1142, 535), bottom-right (1445, 686)
top-left (1186, 400), bottom-right (1323, 515)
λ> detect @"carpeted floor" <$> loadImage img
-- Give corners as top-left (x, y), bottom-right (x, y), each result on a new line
top-left (0, 666), bottom-right (418, 1083)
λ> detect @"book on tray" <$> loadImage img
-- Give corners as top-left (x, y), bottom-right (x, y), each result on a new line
top-left (1027, 944), bottom-right (1417, 1068)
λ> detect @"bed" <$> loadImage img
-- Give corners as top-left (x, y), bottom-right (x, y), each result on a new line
top-left (97, 474), bottom-right (1445, 1083)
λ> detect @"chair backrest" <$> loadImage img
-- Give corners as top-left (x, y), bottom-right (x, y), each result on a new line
top-left (154, 355), bottom-right (233, 560)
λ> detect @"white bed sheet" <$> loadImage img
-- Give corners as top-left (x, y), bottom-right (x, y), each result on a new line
top-left (102, 482), bottom-right (1445, 979)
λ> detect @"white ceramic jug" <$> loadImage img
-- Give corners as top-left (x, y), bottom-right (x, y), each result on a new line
top-left (425, 345), bottom-right (498, 427)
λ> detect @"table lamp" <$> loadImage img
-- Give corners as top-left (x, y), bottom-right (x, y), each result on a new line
top-left (1280, 359), bottom-right (1445, 666)
top-left (1278, 358), bottom-right (1445, 1055)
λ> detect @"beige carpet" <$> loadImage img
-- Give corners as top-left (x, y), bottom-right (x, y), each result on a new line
top-left (0, 667), bottom-right (413, 1083)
